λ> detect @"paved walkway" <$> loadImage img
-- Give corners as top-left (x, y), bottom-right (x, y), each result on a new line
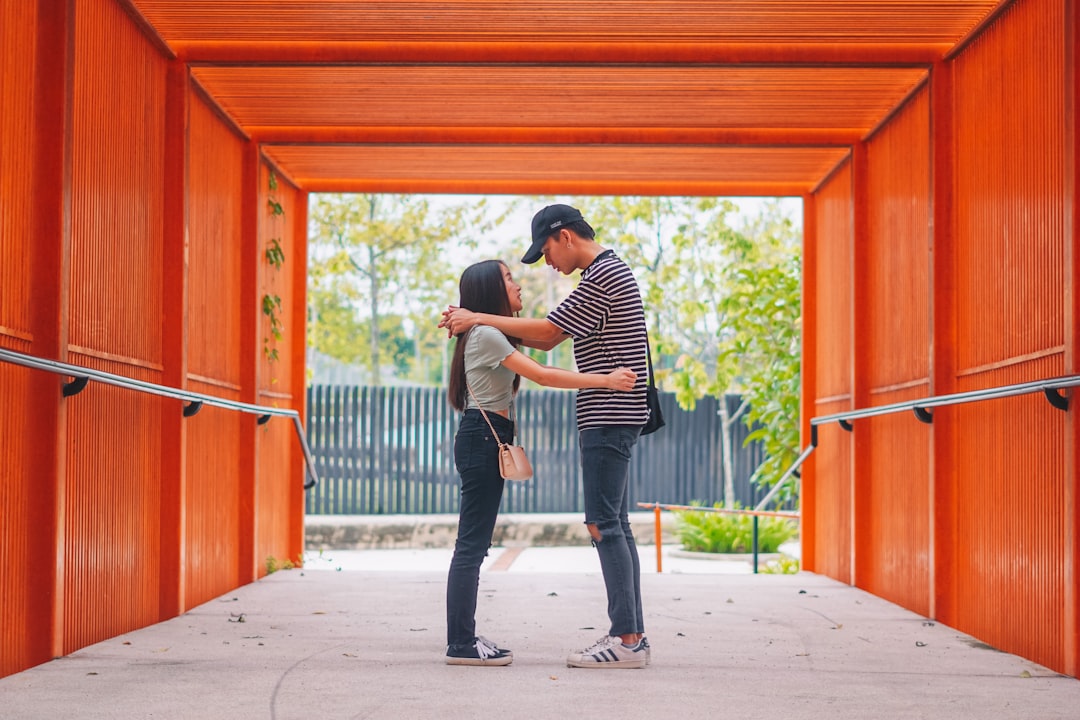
top-left (2, 543), bottom-right (1078, 719)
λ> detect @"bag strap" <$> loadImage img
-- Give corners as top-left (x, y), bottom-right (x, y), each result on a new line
top-left (465, 382), bottom-right (506, 443)
top-left (645, 339), bottom-right (657, 390)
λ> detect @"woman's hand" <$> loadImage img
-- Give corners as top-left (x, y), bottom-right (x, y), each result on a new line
top-left (605, 367), bottom-right (638, 391)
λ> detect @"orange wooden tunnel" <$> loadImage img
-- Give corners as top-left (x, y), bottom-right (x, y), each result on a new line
top-left (1, 0), bottom-right (1077, 680)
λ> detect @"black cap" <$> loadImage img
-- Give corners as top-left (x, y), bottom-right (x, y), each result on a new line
top-left (522, 204), bottom-right (584, 264)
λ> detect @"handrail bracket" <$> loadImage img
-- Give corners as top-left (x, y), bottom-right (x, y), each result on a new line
top-left (1044, 387), bottom-right (1069, 412)
top-left (62, 375), bottom-right (89, 397)
top-left (913, 406), bottom-right (933, 424)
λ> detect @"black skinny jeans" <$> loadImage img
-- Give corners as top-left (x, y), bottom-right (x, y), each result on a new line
top-left (446, 409), bottom-right (512, 647)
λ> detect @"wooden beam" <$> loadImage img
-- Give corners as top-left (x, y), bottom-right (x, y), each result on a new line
top-left (249, 126), bottom-right (865, 146)
top-left (929, 57), bottom-right (957, 631)
top-left (29, 0), bottom-right (74, 665)
top-left (850, 141), bottom-right (870, 589)
top-left (800, 192), bottom-right (818, 574)
top-left (159, 57), bottom-right (189, 620)
top-left (296, 178), bottom-right (811, 197)
top-left (1064, 0), bottom-right (1079, 680)
top-left (174, 40), bottom-right (948, 65)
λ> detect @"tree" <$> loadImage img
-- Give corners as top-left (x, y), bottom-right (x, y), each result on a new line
top-left (565, 196), bottom-right (802, 506)
top-left (307, 194), bottom-right (490, 384)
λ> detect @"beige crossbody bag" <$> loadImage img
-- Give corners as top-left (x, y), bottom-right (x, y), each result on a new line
top-left (465, 383), bottom-right (533, 482)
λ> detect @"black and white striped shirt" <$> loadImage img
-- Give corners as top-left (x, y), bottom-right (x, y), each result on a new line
top-left (547, 250), bottom-right (649, 430)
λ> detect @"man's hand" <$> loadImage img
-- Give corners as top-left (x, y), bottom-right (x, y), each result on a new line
top-left (439, 306), bottom-right (479, 337)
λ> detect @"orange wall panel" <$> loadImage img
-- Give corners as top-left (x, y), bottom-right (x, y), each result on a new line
top-left (952, 1), bottom-right (1066, 378)
top-left (865, 89), bottom-right (931, 392)
top-left (809, 408), bottom-right (853, 583)
top-left (188, 92), bottom-right (244, 387)
top-left (258, 165), bottom-right (301, 393)
top-left (0, 4), bottom-right (39, 675)
top-left (945, 0), bottom-right (1068, 671)
top-left (184, 383), bottom-right (243, 609)
top-left (862, 398), bottom-right (932, 616)
top-left (859, 88), bottom-right (933, 614)
top-left (255, 166), bottom-right (305, 568)
top-left (952, 362), bottom-right (1067, 670)
top-left (256, 418), bottom-right (300, 570)
top-left (810, 163), bottom-right (854, 582)
top-left (68, 0), bottom-right (166, 366)
top-left (0, 360), bottom-right (34, 676)
top-left (62, 359), bottom-right (163, 654)
top-left (0, 1), bottom-right (35, 342)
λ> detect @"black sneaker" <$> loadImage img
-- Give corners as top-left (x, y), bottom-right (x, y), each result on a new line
top-left (446, 636), bottom-right (513, 666)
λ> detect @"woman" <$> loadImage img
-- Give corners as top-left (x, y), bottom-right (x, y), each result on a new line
top-left (445, 260), bottom-right (636, 666)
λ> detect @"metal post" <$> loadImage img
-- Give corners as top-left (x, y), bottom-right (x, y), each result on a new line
top-left (654, 504), bottom-right (663, 574)
top-left (752, 515), bottom-right (760, 574)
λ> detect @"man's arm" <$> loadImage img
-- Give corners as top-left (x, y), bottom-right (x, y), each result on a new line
top-left (440, 307), bottom-right (568, 348)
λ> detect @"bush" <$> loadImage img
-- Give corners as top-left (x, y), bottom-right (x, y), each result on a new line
top-left (759, 555), bottom-right (800, 574)
top-left (673, 502), bottom-right (797, 554)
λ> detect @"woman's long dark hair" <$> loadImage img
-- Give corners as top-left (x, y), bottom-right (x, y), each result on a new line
top-left (448, 260), bottom-right (521, 411)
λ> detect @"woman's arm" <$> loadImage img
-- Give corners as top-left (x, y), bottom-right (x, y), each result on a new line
top-left (501, 350), bottom-right (636, 391)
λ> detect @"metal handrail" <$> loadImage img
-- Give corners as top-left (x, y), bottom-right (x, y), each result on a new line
top-left (812, 374), bottom-right (1077, 427)
top-left (637, 502), bottom-right (799, 574)
top-left (641, 372), bottom-right (1077, 574)
top-left (0, 346), bottom-right (318, 489)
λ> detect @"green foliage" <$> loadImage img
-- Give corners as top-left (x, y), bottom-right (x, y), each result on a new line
top-left (307, 194), bottom-right (489, 385)
top-left (673, 502), bottom-right (797, 554)
top-left (265, 556), bottom-right (296, 574)
top-left (265, 237), bottom-right (285, 269)
top-left (571, 196), bottom-right (802, 503)
top-left (759, 555), bottom-right (800, 574)
top-left (263, 171), bottom-right (286, 369)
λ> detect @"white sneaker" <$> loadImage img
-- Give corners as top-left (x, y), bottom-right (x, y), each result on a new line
top-left (566, 635), bottom-right (647, 669)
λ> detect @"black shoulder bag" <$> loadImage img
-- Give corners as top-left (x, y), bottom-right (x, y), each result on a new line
top-left (641, 341), bottom-right (665, 436)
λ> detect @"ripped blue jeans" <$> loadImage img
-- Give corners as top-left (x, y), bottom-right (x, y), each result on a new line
top-left (580, 425), bottom-right (644, 637)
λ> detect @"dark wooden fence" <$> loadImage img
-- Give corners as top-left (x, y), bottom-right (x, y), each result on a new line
top-left (305, 385), bottom-right (769, 515)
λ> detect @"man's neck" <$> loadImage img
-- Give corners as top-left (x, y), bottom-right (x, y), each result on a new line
top-left (574, 243), bottom-right (606, 271)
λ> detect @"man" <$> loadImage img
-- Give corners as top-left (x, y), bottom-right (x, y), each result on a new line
top-left (440, 204), bottom-right (653, 669)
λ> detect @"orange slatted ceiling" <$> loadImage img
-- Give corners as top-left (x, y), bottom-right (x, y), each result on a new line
top-left (947, 0), bottom-right (1067, 672)
top-left (124, 0), bottom-right (1002, 193)
top-left (191, 66), bottom-right (928, 131)
top-left (262, 145), bottom-right (852, 195)
top-left (0, 1), bottom-right (34, 344)
top-left (133, 2), bottom-right (999, 45)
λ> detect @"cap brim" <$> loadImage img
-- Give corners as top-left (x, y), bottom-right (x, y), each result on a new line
top-left (521, 239), bottom-right (545, 264)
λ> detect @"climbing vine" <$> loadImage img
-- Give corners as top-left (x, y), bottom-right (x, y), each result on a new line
top-left (262, 171), bottom-right (285, 369)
